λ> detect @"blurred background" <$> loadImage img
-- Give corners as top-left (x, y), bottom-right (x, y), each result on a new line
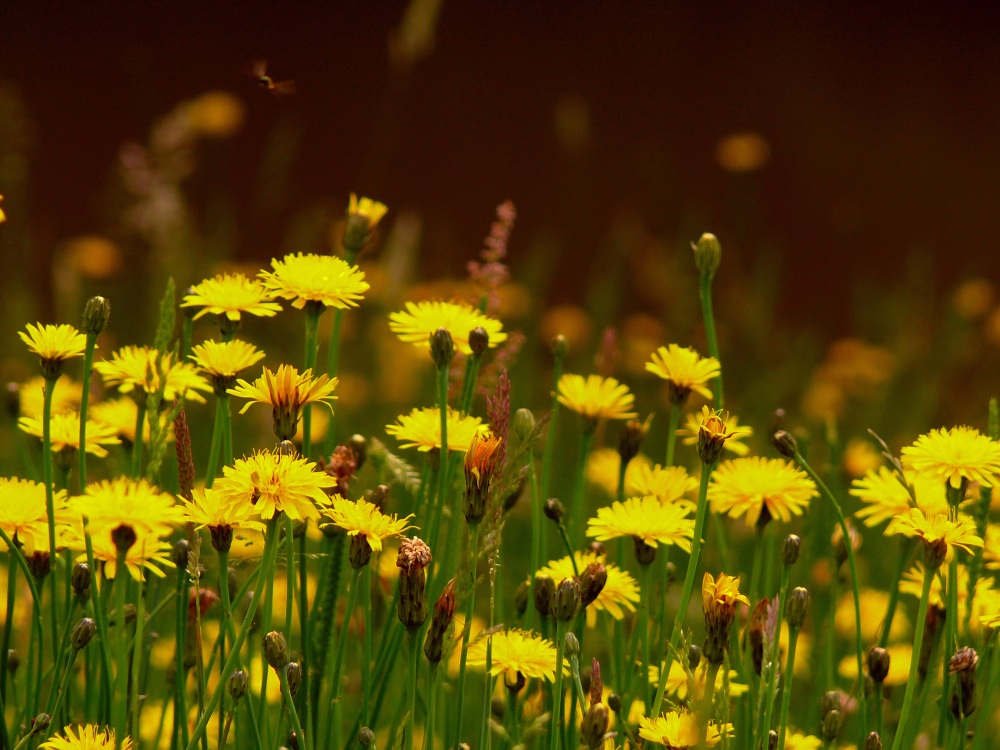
top-left (3, 0), bottom-right (1000, 446)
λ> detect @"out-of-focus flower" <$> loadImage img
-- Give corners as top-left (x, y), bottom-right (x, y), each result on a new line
top-left (627, 463), bottom-right (698, 506)
top-left (951, 278), bottom-right (994, 319)
top-left (539, 305), bottom-right (592, 352)
top-left (61, 236), bottom-right (123, 279)
top-left (0, 477), bottom-right (71, 555)
top-left (215, 450), bottom-right (337, 522)
top-left (714, 131), bottom-right (771, 174)
top-left (18, 411), bottom-right (121, 458)
top-left (466, 628), bottom-right (558, 685)
top-left (587, 496), bottom-right (694, 552)
top-left (95, 346), bottom-right (212, 403)
top-left (17, 376), bottom-right (83, 419)
top-left (585, 448), bottom-right (654, 498)
top-left (801, 338), bottom-right (895, 421)
top-left (677, 406), bottom-right (753, 457)
top-left (259, 253), bottom-right (369, 310)
top-left (834, 588), bottom-right (910, 643)
top-left (901, 426), bottom-right (1000, 490)
top-left (385, 407), bottom-right (486, 452)
top-left (182, 273), bottom-right (281, 321)
top-left (781, 731), bottom-right (823, 750)
top-left (646, 661), bottom-right (748, 700)
top-left (842, 438), bottom-right (885, 479)
top-left (228, 364), bottom-right (337, 440)
top-left (708, 457), bottom-right (817, 528)
top-left (389, 300), bottom-right (506, 355)
top-left (557, 374), bottom-right (637, 424)
top-left (645, 344), bottom-right (720, 407)
top-left (638, 710), bottom-right (732, 748)
top-left (74, 477), bottom-right (182, 541)
top-left (838, 643), bottom-right (912, 688)
top-left (850, 467), bottom-right (947, 528)
top-left (40, 723), bottom-right (133, 750)
top-left (184, 91), bottom-right (245, 137)
top-left (82, 530), bottom-right (174, 581)
top-left (901, 561), bottom-right (995, 615)
top-left (323, 497), bottom-right (413, 553)
top-left (90, 397), bottom-right (174, 444)
top-left (190, 339), bottom-right (266, 392)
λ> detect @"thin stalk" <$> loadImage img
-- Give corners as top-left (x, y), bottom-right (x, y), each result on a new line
top-left (80, 521), bottom-right (113, 723)
top-left (701, 661), bottom-right (722, 745)
top-left (184, 517), bottom-right (282, 750)
top-left (970, 632), bottom-right (998, 750)
top-left (758, 564), bottom-right (791, 744)
top-left (322, 566), bottom-right (364, 750)
top-left (1, 555), bottom-right (16, 705)
top-left (181, 317), bottom-right (193, 358)
top-left (280, 664), bottom-right (308, 750)
top-left (652, 457), bottom-right (717, 716)
top-left (451, 522), bottom-right (481, 748)
top-left (506, 685), bottom-right (520, 747)
top-left (423, 663), bottom-right (440, 750)
top-left (310, 533), bottom-right (345, 735)
top-left (220, 394), bottom-right (233, 468)
top-left (205, 397), bottom-right (224, 488)
top-left (302, 306), bottom-right (322, 460)
top-left (131, 400), bottom-right (147, 478)
top-left (256, 528), bottom-right (279, 742)
top-left (321, 247), bottom-right (357, 456)
top-left (458, 353), bottom-right (483, 415)
top-left (405, 629), bottom-right (419, 750)
top-left (638, 562), bottom-right (654, 708)
top-left (112, 546), bottom-right (130, 748)
top-left (297, 530), bottom-right (311, 736)
top-left (173, 556), bottom-right (190, 749)
top-left (129, 565), bottom-right (147, 739)
top-left (78, 331), bottom-right (98, 493)
top-left (776, 625), bottom-right (800, 750)
top-left (540, 350), bottom-right (566, 501)
top-left (568, 427), bottom-right (595, 548)
top-left (363, 565), bottom-right (373, 723)
top-left (665, 404), bottom-right (680, 467)
top-left (698, 271), bottom-right (724, 407)
top-left (0, 529), bottom-right (44, 720)
top-left (285, 519), bottom-right (296, 645)
top-left (525, 458), bottom-right (543, 632)
top-left (878, 539), bottom-right (915, 648)
top-left (549, 620), bottom-right (567, 750)
top-left (41, 377), bottom-right (61, 663)
top-left (889, 562), bottom-right (934, 750)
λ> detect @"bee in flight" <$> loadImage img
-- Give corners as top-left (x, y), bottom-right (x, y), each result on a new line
top-left (252, 60), bottom-right (296, 96)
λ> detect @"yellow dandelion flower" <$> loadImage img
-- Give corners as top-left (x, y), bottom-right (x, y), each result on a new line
top-left (214, 450), bottom-right (337, 522)
top-left (984, 525), bottom-right (1000, 571)
top-left (190, 339), bottom-right (266, 393)
top-left (323, 496), bottom-right (413, 553)
top-left (467, 628), bottom-right (558, 685)
top-left (389, 300), bottom-right (507, 355)
top-left (182, 488), bottom-right (265, 552)
top-left (677, 405), bottom-right (753, 457)
top-left (94, 346), bottom-right (212, 404)
top-left (17, 376), bottom-right (82, 419)
top-left (586, 496), bottom-right (695, 552)
top-left (703, 572), bottom-right (750, 613)
top-left (901, 561), bottom-right (995, 613)
top-left (19, 411), bottom-right (121, 458)
top-left (259, 252), bottom-right (369, 310)
top-left (834, 588), bottom-right (910, 643)
top-left (842, 437), bottom-right (883, 478)
top-left (348, 193), bottom-right (389, 227)
top-left (537, 551), bottom-right (640, 621)
top-left (20, 323), bottom-right (87, 376)
top-left (228, 364), bottom-right (337, 441)
top-left (978, 588), bottom-right (1000, 629)
top-left (850, 467), bottom-right (948, 528)
top-left (638, 710), bottom-right (731, 748)
top-left (708, 457), bottom-right (817, 528)
top-left (647, 661), bottom-right (748, 700)
top-left (901, 426), bottom-right (1000, 490)
top-left (886, 508), bottom-right (983, 561)
top-left (782, 731), bottom-right (824, 750)
top-left (90, 397), bottom-right (174, 444)
top-left (838, 643), bottom-right (912, 688)
top-left (0, 477), bottom-right (71, 555)
top-left (645, 344), bottom-right (720, 406)
top-left (82, 530), bottom-right (174, 581)
top-left (385, 407), bottom-right (486, 452)
top-left (74, 477), bottom-right (182, 541)
top-left (181, 273), bottom-right (281, 321)
top-left (627, 462), bottom-right (698, 506)
top-left (40, 724), bottom-right (133, 750)
top-left (585, 448), bottom-right (653, 497)
top-left (557, 373), bottom-right (637, 423)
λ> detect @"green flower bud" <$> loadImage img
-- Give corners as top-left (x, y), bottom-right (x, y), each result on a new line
top-left (430, 328), bottom-right (455, 369)
top-left (533, 574), bottom-right (556, 619)
top-left (71, 617), bottom-right (97, 650)
top-left (693, 232), bottom-right (722, 279)
top-left (263, 631), bottom-right (289, 671)
top-left (556, 578), bottom-right (581, 622)
top-left (72, 562), bottom-right (92, 601)
top-left (770, 429), bottom-right (798, 459)
top-left (786, 587), bottom-right (811, 631)
top-left (82, 296), bottom-right (112, 336)
top-left (580, 703), bottom-right (610, 750)
top-left (349, 534), bottom-right (373, 570)
top-left (512, 408), bottom-right (537, 443)
top-left (286, 661), bottom-right (302, 697)
top-left (564, 631), bottom-right (580, 656)
top-left (357, 727), bottom-right (376, 749)
top-left (228, 669), bottom-right (249, 700)
top-left (550, 334), bottom-right (569, 361)
top-left (781, 534), bottom-right (801, 567)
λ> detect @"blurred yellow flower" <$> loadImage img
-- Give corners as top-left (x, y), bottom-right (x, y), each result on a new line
top-left (638, 710), bottom-right (731, 748)
top-left (0, 193), bottom-right (5, 223)
top-left (677, 406), bottom-right (753, 457)
top-left (61, 236), bottom-right (123, 279)
top-left (215, 450), bottom-right (337, 522)
top-left (708, 457), bottom-right (817, 528)
top-left (184, 91), bottom-right (245, 137)
top-left (348, 193), bottom-right (389, 227)
top-left (537, 551), bottom-right (640, 621)
top-left (901, 426), bottom-right (1000, 490)
top-left (323, 497), bottom-right (413, 553)
top-left (40, 724), bottom-right (132, 750)
top-left (389, 300), bottom-right (507, 355)
top-left (74, 477), bottom-right (182, 541)
top-left (647, 661), bottom-right (747, 700)
top-left (18, 411), bottom-right (121, 458)
top-left (82, 530), bottom-right (174, 581)
top-left (90, 397), bottom-right (174, 444)
top-left (714, 131), bottom-right (771, 174)
top-left (984, 525), bottom-right (1000, 571)
top-left (585, 448), bottom-right (653, 497)
top-left (901, 561), bottom-right (995, 613)
top-left (951, 278), bottom-right (994, 319)
top-left (260, 252), bottom-right (369, 310)
top-left (17, 376), bottom-right (82, 419)
top-left (95, 346), bottom-right (212, 404)
top-left (0, 477), bottom-right (71, 555)
top-left (20, 322), bottom-right (87, 373)
top-left (539, 305), bottom-right (591, 351)
top-left (587, 496), bottom-right (694, 552)
top-left (466, 628), bottom-right (558, 685)
top-left (834, 588), bottom-right (909, 643)
top-left (782, 731), bottom-right (823, 750)
top-left (182, 273), bottom-right (281, 321)
top-left (385, 407), bottom-right (486, 452)
top-left (645, 344), bottom-right (720, 406)
top-left (838, 643), bottom-right (912, 687)
top-left (850, 467), bottom-right (947, 528)
top-left (842, 437), bottom-right (884, 478)
top-left (628, 462), bottom-right (698, 506)
top-left (557, 373), bottom-right (637, 423)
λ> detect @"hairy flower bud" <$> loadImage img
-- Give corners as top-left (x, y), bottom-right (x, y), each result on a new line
top-left (357, 727), bottom-right (376, 749)
top-left (770, 429), bottom-right (798, 459)
top-left (423, 579), bottom-right (456, 664)
top-left (286, 661), bottom-right (302, 697)
top-left (590, 658), bottom-right (603, 706)
top-left (349, 534), bottom-right (374, 570)
top-left (430, 328), bottom-right (455, 369)
top-left (263, 631), bottom-right (289, 671)
top-left (786, 587), bottom-right (811, 631)
top-left (781, 535), bottom-right (801, 567)
top-left (579, 562), bottom-right (608, 608)
top-left (468, 327), bottom-right (489, 357)
top-left (580, 703), bottom-right (610, 750)
top-left (564, 631), bottom-right (580, 656)
top-left (534, 574), bottom-right (556, 619)
top-left (948, 647), bottom-right (979, 718)
top-left (693, 232), bottom-right (722, 279)
top-left (228, 669), bottom-right (249, 700)
top-left (82, 296), bottom-right (112, 336)
top-left (72, 562), bottom-right (92, 601)
top-left (71, 617), bottom-right (97, 650)
top-left (867, 646), bottom-right (890, 684)
top-left (555, 578), bottom-right (581, 621)
top-left (864, 732), bottom-right (882, 750)
top-left (396, 537), bottom-right (432, 630)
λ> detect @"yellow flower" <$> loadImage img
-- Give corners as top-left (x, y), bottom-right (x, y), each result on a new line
top-left (984, 525), bottom-right (1000, 571)
top-left (646, 661), bottom-right (748, 700)
top-left (850, 467), bottom-right (948, 528)
top-left (586, 496), bottom-right (695, 552)
top-left (838, 644), bottom-right (913, 688)
top-left (627, 463), bottom-right (699, 506)
top-left (17, 376), bottom-right (82, 419)
top-left (886, 508), bottom-right (983, 562)
top-left (214, 450), bottom-right (337, 521)
top-left (385, 407), bottom-right (486, 452)
top-left (74, 477), bottom-right (182, 541)
top-left (557, 373), bottom-right (638, 423)
top-left (834, 588), bottom-right (910, 643)
top-left (708, 457), bottom-right (817, 528)
top-left (81, 530), bottom-right (174, 581)
top-left (901, 426), bottom-right (1000, 490)
top-left (18, 411), bottom-right (121, 458)
top-left (228, 364), bottom-right (337, 441)
top-left (696, 409), bottom-right (746, 464)
top-left (94, 346), bottom-right (212, 404)
top-left (389, 300), bottom-right (507, 355)
top-left (782, 731), bottom-right (824, 750)
top-left (645, 344), bottom-right (720, 406)
top-left (0, 194), bottom-right (5, 223)
top-left (842, 437), bottom-right (883, 478)
top-left (20, 323), bottom-right (87, 376)
top-left (537, 551), bottom-right (640, 621)
top-left (181, 273), bottom-right (281, 321)
top-left (40, 724), bottom-right (133, 750)
top-left (978, 588), bottom-right (1000, 629)
top-left (585, 448), bottom-right (653, 497)
top-left (259, 252), bottom-right (369, 309)
top-left (90, 397), bottom-right (174, 444)
top-left (638, 710), bottom-right (731, 748)
top-left (677, 406), bottom-right (753, 457)
top-left (181, 488), bottom-right (265, 547)
top-left (702, 572), bottom-right (750, 615)
top-left (323, 496), bottom-right (414, 553)
top-left (0, 477), bottom-right (71, 555)
top-left (901, 561), bottom-right (995, 613)
top-left (190, 339), bottom-right (266, 392)
top-left (466, 628), bottom-right (558, 685)
top-left (348, 193), bottom-right (389, 227)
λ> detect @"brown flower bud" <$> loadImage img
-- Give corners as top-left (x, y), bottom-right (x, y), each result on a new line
top-left (430, 328), bottom-right (455, 369)
top-left (919, 604), bottom-right (945, 679)
top-left (514, 580), bottom-right (530, 617)
top-left (786, 587), bottom-right (811, 631)
top-left (72, 562), bottom-right (92, 601)
top-left (27, 552), bottom-right (51, 581)
top-left (7, 649), bottom-right (20, 675)
top-left (544, 498), bottom-right (565, 523)
top-left (228, 669), bottom-right (249, 700)
top-left (867, 646), bottom-right (890, 684)
top-left (5, 382), bottom-right (20, 420)
top-left (263, 630), bottom-right (289, 671)
top-left (770, 429), bottom-right (798, 459)
top-left (693, 232), bottom-right (721, 279)
top-left (579, 562), bottom-right (608, 608)
top-left (555, 578), bottom-right (581, 622)
top-left (82, 296), bottom-right (112, 337)
top-left (348, 434), bottom-right (367, 471)
top-left (111, 524), bottom-right (137, 553)
top-left (781, 534), bottom-right (801, 567)
top-left (948, 647), bottom-right (979, 718)
top-left (580, 703), bottom-right (610, 750)
top-left (607, 693), bottom-right (622, 713)
top-left (210, 524), bottom-right (234, 554)
top-left (468, 327), bottom-right (489, 357)
top-left (396, 537), bottom-right (432, 630)
top-left (534, 574), bottom-right (556, 619)
top-left (349, 534), bottom-right (373, 569)
top-left (286, 661), bottom-right (302, 697)
top-left (864, 732), bottom-right (882, 750)
top-left (70, 617), bottom-right (97, 650)
top-left (589, 658), bottom-right (603, 706)
top-left (923, 537), bottom-right (949, 570)
top-left (357, 727), bottom-right (376, 749)
top-left (423, 579), bottom-right (456, 664)
top-left (172, 539), bottom-right (189, 569)
top-left (688, 644), bottom-right (702, 670)
top-left (491, 695), bottom-right (505, 720)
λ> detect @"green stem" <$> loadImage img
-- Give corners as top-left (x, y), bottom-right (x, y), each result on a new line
top-left (889, 562), bottom-right (934, 750)
top-left (1, 555), bottom-right (16, 706)
top-left (129, 564), bottom-right (147, 740)
top-left (41, 377), bottom-right (61, 665)
top-left (173, 556), bottom-right (190, 749)
top-left (652, 457), bottom-right (717, 716)
top-left (458, 353), bottom-right (483, 415)
top-left (322, 566), bottom-right (364, 749)
top-left (285, 519), bottom-right (296, 646)
top-left (131, 400), bottom-right (147, 478)
top-left (185, 517), bottom-right (282, 750)
top-left (78, 332), bottom-right (98, 493)
top-left (205, 396), bottom-right (224, 488)
top-left (280, 665), bottom-right (308, 750)
top-left (540, 351), bottom-right (566, 501)
top-left (758, 564), bottom-right (791, 745)
top-left (302, 306), bottom-right (322, 460)
top-left (322, 247), bottom-right (356, 456)
top-left (970, 633), bottom-right (998, 750)
top-left (0, 529), bottom-right (44, 721)
top-left (363, 565), bottom-right (373, 723)
top-left (506, 683), bottom-right (520, 746)
top-left (451, 522), bottom-right (481, 748)
top-left (665, 404), bottom-right (681, 467)
top-left (80, 520), bottom-right (113, 723)
top-left (525, 458), bottom-right (543, 632)
top-left (568, 426), bottom-right (595, 548)
top-left (699, 271), bottom-right (724, 408)
top-left (423, 663), bottom-right (439, 750)
top-left (776, 626), bottom-right (800, 750)
top-left (220, 394), bottom-right (233, 469)
top-left (112, 545), bottom-right (130, 748)
top-left (549, 620), bottom-right (567, 750)
top-left (879, 539), bottom-right (915, 648)
top-left (297, 531), bottom-right (311, 736)
top-left (405, 629), bottom-right (419, 750)
top-left (638, 562), bottom-right (654, 708)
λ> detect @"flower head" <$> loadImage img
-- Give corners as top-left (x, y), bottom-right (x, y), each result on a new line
top-left (40, 724), bottom-right (133, 750)
top-left (259, 252), bottom-right (369, 310)
top-left (702, 572), bottom-right (750, 664)
top-left (82, 530), bottom-right (174, 581)
top-left (19, 411), bottom-right (121, 458)
top-left (850, 467), bottom-right (948, 528)
top-left (94, 346), bottom-right (212, 403)
top-left (389, 300), bottom-right (507, 356)
top-left (886, 508), bottom-right (983, 566)
top-left (638, 710), bottom-right (731, 748)
top-left (627, 463), bottom-right (698, 506)
top-left (585, 449), bottom-right (653, 497)
top-left (17, 376), bottom-right (82, 419)
top-left (646, 661), bottom-right (748, 701)
top-left (228, 364), bottom-right (337, 441)
top-left (645, 344), bottom-right (720, 406)
top-left (90, 397), bottom-right (173, 444)
top-left (215, 450), bottom-right (337, 522)
top-left (74, 477), bottom-right (182, 542)
top-left (181, 487), bottom-right (265, 552)
top-left (463, 430), bottom-right (504, 523)
top-left (181, 273), bottom-right (281, 321)
top-left (586, 496), bottom-right (695, 552)
top-left (20, 323), bottom-right (87, 378)
top-left (901, 426), bottom-right (1000, 490)
top-left (385, 407), bottom-right (486, 452)
top-left (678, 406), bottom-right (753, 457)
top-left (190, 339), bottom-right (266, 393)
top-left (467, 628), bottom-right (558, 685)
top-left (708, 457), bottom-right (817, 528)
top-left (323, 496), bottom-right (414, 553)
top-left (696, 409), bottom-right (747, 464)
top-left (0, 477), bottom-right (71, 554)
top-left (557, 374), bottom-right (638, 424)
top-left (537, 551), bottom-right (640, 622)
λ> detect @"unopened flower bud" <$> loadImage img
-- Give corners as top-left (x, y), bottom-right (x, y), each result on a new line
top-left (693, 232), bottom-right (722, 278)
top-left (288, 729), bottom-right (300, 750)
top-left (72, 562), bottom-right (92, 601)
top-left (286, 661), bottom-right (302, 697)
top-left (82, 296), bottom-right (112, 336)
top-left (514, 580), bottom-right (530, 617)
top-left (618, 418), bottom-right (648, 466)
top-left (564, 631), bottom-right (580, 657)
top-left (919, 605), bottom-right (945, 679)
top-left (30, 713), bottom-right (51, 734)
top-left (27, 552), bottom-right (51, 581)
top-left (579, 562), bottom-right (607, 608)
top-left (821, 709), bottom-right (842, 741)
top-left (5, 383), bottom-right (20, 420)
top-left (349, 534), bottom-right (373, 569)
top-left (550, 334), bottom-right (569, 361)
top-left (781, 535), bottom-right (801, 567)
top-left (580, 703), bottom-right (610, 750)
top-left (430, 328), bottom-right (455, 369)
top-left (607, 693), bottom-right (622, 713)
top-left (534, 574), bottom-right (555, 619)
top-left (948, 646), bottom-right (979, 718)
top-left (556, 578), bottom-right (581, 621)
top-left (111, 524), bottom-right (137, 553)
top-left (868, 646), bottom-right (890, 684)
top-left (210, 524), bottom-right (234, 553)
top-left (7, 649), bottom-right (20, 675)
top-left (357, 727), bottom-right (376, 749)
top-left (768, 730), bottom-right (778, 750)
top-left (544, 498), bottom-right (565, 523)
top-left (770, 429), bottom-right (798, 459)
top-left (832, 520), bottom-right (861, 568)
top-left (423, 579), bottom-right (456, 664)
top-left (864, 732), bottom-right (883, 750)
top-left (786, 587), bottom-right (811, 630)
top-left (263, 631), bottom-right (289, 671)
top-left (396, 537), bottom-right (432, 630)
top-left (820, 691), bottom-right (842, 720)
top-left (923, 537), bottom-right (949, 570)
top-left (513, 408), bottom-right (537, 443)
top-left (590, 658), bottom-right (603, 706)
top-left (468, 327), bottom-right (489, 357)
top-left (688, 644), bottom-right (702, 670)
top-left (228, 669), bottom-right (249, 700)
top-left (463, 431), bottom-right (503, 524)
top-left (491, 695), bottom-right (505, 720)
top-left (71, 617), bottom-right (97, 650)
top-left (172, 539), bottom-right (189, 569)
top-left (633, 537), bottom-right (656, 566)
top-left (698, 411), bottom-right (732, 465)
top-left (348, 434), bottom-right (367, 471)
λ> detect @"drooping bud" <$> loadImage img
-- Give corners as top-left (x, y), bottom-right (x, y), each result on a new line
top-left (867, 646), bottom-right (890, 684)
top-left (423, 579), bottom-right (456, 664)
top-left (263, 631), bottom-right (289, 671)
top-left (82, 296), bottom-right (112, 337)
top-left (579, 561), bottom-right (608, 608)
top-left (70, 617), bottom-right (97, 650)
top-left (786, 587), bottom-right (811, 630)
top-left (781, 534), bottom-right (801, 567)
top-left (286, 661), bottom-right (302, 697)
top-left (468, 327), bottom-right (489, 357)
top-left (72, 562), bottom-right (92, 601)
top-left (396, 537), bottom-right (432, 630)
top-left (555, 578), bottom-right (581, 621)
top-left (228, 669), bottom-right (249, 700)
top-left (770, 429), bottom-right (798, 459)
top-left (534, 574), bottom-right (555, 619)
top-left (948, 646), bottom-right (979, 718)
top-left (544, 498), bottom-right (565, 523)
top-left (430, 328), bottom-right (455, 369)
top-left (693, 232), bottom-right (722, 279)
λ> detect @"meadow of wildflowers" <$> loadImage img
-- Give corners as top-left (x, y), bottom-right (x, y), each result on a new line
top-left (1, 83), bottom-right (1000, 750)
